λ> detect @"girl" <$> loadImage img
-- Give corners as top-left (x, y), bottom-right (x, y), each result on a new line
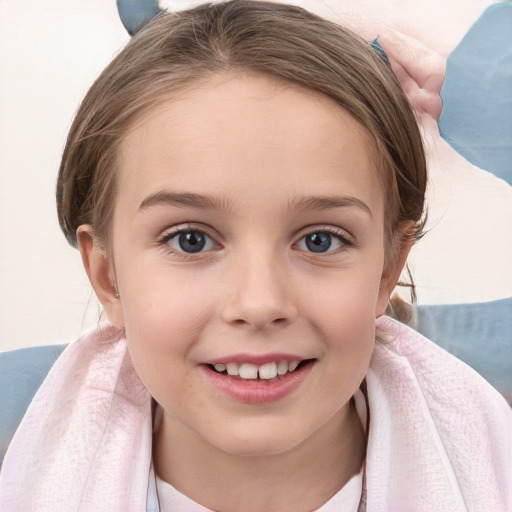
top-left (1, 1), bottom-right (510, 510)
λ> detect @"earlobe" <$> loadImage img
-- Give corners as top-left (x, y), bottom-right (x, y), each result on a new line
top-left (376, 223), bottom-right (415, 317)
top-left (76, 225), bottom-right (124, 328)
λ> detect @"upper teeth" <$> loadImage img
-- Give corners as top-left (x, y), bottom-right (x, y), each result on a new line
top-left (213, 361), bottom-right (301, 380)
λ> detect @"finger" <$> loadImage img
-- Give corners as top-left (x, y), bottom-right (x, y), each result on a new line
top-left (378, 30), bottom-right (445, 92)
top-left (377, 31), bottom-right (444, 121)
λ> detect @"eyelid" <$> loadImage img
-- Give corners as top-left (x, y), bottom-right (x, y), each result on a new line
top-left (157, 223), bottom-right (221, 257)
top-left (158, 222), bottom-right (216, 240)
top-left (295, 225), bottom-right (354, 243)
top-left (293, 225), bottom-right (355, 253)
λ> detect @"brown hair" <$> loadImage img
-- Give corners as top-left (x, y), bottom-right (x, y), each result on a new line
top-left (57, 0), bottom-right (426, 265)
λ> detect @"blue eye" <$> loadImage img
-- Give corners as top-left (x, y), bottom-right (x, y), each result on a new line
top-left (305, 233), bottom-right (331, 252)
top-left (297, 230), bottom-right (347, 253)
top-left (165, 229), bottom-right (215, 254)
top-left (177, 232), bottom-right (206, 253)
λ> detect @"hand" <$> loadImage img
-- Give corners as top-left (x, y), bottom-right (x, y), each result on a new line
top-left (377, 30), bottom-right (445, 135)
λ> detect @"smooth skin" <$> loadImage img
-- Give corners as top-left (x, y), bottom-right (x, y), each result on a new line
top-left (78, 73), bottom-right (412, 512)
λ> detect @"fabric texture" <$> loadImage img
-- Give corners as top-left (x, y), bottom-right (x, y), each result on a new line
top-left (439, 2), bottom-right (512, 183)
top-left (0, 317), bottom-right (510, 511)
top-left (416, 297), bottom-right (512, 403)
top-left (0, 343), bottom-right (66, 463)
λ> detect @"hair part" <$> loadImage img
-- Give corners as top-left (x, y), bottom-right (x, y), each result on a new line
top-left (57, 0), bottom-right (427, 271)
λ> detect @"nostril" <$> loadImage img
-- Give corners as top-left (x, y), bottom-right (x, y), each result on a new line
top-left (225, 316), bottom-right (289, 330)
top-left (221, 292), bottom-right (297, 329)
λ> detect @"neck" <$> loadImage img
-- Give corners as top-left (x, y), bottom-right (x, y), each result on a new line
top-left (153, 400), bottom-right (365, 512)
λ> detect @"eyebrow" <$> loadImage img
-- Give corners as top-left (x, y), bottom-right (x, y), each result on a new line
top-left (139, 191), bottom-right (236, 214)
top-left (288, 195), bottom-right (373, 217)
top-left (139, 190), bottom-right (372, 217)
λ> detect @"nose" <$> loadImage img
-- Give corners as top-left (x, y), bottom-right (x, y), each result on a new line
top-left (221, 252), bottom-right (298, 330)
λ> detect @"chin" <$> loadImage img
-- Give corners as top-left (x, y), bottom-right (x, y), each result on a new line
top-left (205, 420), bottom-right (310, 458)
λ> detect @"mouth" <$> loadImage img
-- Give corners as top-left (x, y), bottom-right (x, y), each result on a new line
top-left (205, 359), bottom-right (315, 382)
top-left (200, 358), bottom-right (316, 403)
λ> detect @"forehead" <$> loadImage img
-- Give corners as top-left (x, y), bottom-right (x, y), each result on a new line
top-left (115, 73), bottom-right (384, 218)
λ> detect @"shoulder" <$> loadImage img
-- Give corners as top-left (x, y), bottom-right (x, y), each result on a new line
top-left (370, 316), bottom-right (512, 509)
top-left (0, 344), bottom-right (66, 465)
top-left (374, 316), bottom-right (512, 428)
top-left (375, 315), bottom-right (510, 407)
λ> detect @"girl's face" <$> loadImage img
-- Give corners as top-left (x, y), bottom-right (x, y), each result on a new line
top-left (89, 73), bottom-right (405, 458)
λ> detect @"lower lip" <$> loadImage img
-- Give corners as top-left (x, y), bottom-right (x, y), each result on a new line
top-left (199, 362), bottom-right (313, 404)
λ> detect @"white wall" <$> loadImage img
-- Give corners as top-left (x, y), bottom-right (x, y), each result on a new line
top-left (0, 0), bottom-right (128, 351)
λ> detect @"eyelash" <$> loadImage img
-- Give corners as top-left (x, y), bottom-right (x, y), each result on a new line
top-left (157, 224), bottom-right (218, 259)
top-left (294, 226), bottom-right (354, 255)
top-left (157, 224), bottom-right (354, 258)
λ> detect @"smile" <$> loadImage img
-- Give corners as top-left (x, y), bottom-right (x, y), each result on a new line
top-left (210, 360), bottom-right (304, 380)
top-left (200, 358), bottom-right (315, 404)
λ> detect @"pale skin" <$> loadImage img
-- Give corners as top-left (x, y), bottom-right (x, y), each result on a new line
top-left (78, 73), bottom-right (412, 511)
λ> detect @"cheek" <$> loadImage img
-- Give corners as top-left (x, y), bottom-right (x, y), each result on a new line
top-left (303, 263), bottom-right (383, 328)
top-left (120, 257), bottom-right (215, 328)
top-left (312, 288), bottom-right (376, 362)
top-left (118, 268), bottom-right (217, 377)
top-left (301, 268), bottom-right (380, 379)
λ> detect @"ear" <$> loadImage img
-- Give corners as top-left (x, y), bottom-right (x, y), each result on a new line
top-left (76, 225), bottom-right (125, 328)
top-left (375, 222), bottom-right (415, 317)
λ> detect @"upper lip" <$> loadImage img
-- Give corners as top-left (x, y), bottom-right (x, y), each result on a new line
top-left (205, 353), bottom-right (310, 365)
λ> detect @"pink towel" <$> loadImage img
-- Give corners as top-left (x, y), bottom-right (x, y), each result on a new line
top-left (1, 317), bottom-right (510, 511)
